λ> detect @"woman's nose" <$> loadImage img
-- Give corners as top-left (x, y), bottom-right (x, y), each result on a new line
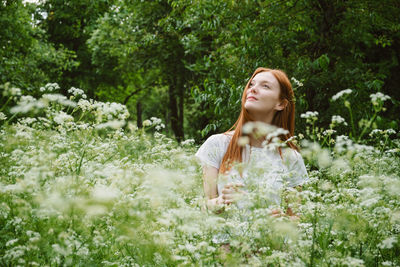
top-left (249, 86), bottom-right (257, 93)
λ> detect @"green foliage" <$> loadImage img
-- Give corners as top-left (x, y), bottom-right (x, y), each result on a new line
top-left (0, 1), bottom-right (77, 92)
top-left (1, 0), bottom-right (399, 141)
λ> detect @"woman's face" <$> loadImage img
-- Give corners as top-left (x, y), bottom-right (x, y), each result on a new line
top-left (244, 71), bottom-right (284, 116)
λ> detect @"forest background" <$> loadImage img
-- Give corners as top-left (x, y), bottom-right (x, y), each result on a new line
top-left (1, 0), bottom-right (400, 142)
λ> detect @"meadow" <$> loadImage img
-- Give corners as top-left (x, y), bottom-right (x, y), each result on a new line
top-left (1, 83), bottom-right (399, 266)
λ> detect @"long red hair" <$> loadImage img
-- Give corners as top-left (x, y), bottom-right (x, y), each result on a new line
top-left (219, 67), bottom-right (298, 174)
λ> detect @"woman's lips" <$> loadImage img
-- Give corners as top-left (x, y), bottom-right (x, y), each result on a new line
top-left (247, 96), bottom-right (257, 101)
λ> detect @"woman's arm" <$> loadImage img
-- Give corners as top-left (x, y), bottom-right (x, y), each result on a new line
top-left (201, 165), bottom-right (225, 212)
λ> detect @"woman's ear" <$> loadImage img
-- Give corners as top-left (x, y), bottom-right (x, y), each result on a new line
top-left (275, 99), bottom-right (288, 111)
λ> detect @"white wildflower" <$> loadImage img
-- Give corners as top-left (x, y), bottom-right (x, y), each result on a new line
top-left (300, 111), bottom-right (319, 119)
top-left (10, 96), bottom-right (46, 114)
top-left (155, 123), bottom-right (165, 131)
top-left (0, 112), bottom-right (6, 120)
top-left (92, 101), bottom-right (129, 122)
top-left (332, 89), bottom-right (352, 101)
top-left (95, 120), bottom-right (125, 129)
top-left (181, 139), bottom-right (195, 146)
top-left (242, 121), bottom-right (278, 136)
top-left (331, 115), bottom-right (347, 126)
top-left (53, 111), bottom-right (74, 125)
top-left (41, 94), bottom-right (76, 107)
top-left (291, 77), bottom-right (303, 87)
top-left (342, 256), bottom-right (364, 266)
top-left (143, 120), bottom-right (152, 127)
top-left (238, 136), bottom-right (250, 146)
top-left (378, 236), bottom-right (397, 249)
top-left (323, 129), bottom-right (336, 136)
top-left (369, 129), bottom-right (383, 137)
top-left (18, 117), bottom-right (37, 125)
top-left (334, 135), bottom-right (352, 153)
top-left (6, 238), bottom-right (19, 247)
top-left (300, 111), bottom-right (319, 124)
top-left (68, 87), bottom-right (87, 99)
top-left (40, 83), bottom-right (60, 92)
top-left (370, 92), bottom-right (390, 106)
top-left (384, 128), bottom-right (396, 135)
top-left (150, 117), bottom-right (162, 125)
top-left (127, 122), bottom-right (138, 132)
top-left (1, 83), bottom-right (22, 96)
top-left (92, 185), bottom-right (120, 203)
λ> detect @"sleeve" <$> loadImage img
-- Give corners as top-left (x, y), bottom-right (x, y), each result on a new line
top-left (195, 135), bottom-right (227, 169)
top-left (282, 149), bottom-right (309, 188)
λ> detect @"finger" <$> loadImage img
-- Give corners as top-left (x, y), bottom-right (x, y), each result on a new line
top-left (225, 183), bottom-right (233, 188)
top-left (271, 209), bottom-right (281, 214)
top-left (222, 194), bottom-right (234, 200)
top-left (222, 188), bottom-right (234, 194)
top-left (234, 182), bottom-right (245, 187)
top-left (224, 199), bottom-right (233, 204)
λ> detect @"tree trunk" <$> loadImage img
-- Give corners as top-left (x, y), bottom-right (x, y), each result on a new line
top-left (177, 75), bottom-right (185, 141)
top-left (136, 100), bottom-right (142, 128)
top-left (169, 82), bottom-right (184, 141)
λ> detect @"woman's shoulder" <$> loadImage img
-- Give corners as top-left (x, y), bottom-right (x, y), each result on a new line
top-left (195, 132), bottom-right (233, 169)
top-left (205, 132), bottom-right (233, 144)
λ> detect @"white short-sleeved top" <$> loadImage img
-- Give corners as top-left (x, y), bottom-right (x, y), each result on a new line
top-left (195, 133), bottom-right (309, 206)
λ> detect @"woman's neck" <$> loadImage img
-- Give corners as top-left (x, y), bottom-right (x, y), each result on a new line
top-left (249, 136), bottom-right (265, 148)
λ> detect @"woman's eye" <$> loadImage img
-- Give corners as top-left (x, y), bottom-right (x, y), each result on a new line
top-left (263, 85), bottom-right (269, 88)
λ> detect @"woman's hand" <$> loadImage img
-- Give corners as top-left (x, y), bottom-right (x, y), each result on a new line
top-left (270, 208), bottom-right (299, 221)
top-left (220, 182), bottom-right (246, 205)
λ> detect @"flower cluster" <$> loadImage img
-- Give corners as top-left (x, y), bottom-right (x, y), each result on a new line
top-left (0, 112), bottom-right (7, 121)
top-left (291, 77), bottom-right (303, 87)
top-left (331, 115), bottom-right (347, 126)
top-left (92, 101), bottom-right (130, 122)
top-left (1, 82), bottom-right (21, 97)
top-left (10, 96), bottom-right (46, 114)
top-left (369, 128), bottom-right (396, 137)
top-left (370, 92), bottom-right (391, 106)
top-left (42, 94), bottom-right (76, 107)
top-left (39, 83), bottom-right (60, 92)
top-left (142, 117), bottom-right (165, 131)
top-left (68, 87), bottom-right (87, 99)
top-left (300, 111), bottom-right (319, 124)
top-left (332, 89), bottom-right (352, 101)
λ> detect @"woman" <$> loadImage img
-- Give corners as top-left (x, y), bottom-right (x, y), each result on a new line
top-left (195, 67), bottom-right (308, 215)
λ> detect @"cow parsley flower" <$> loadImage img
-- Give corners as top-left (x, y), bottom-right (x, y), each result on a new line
top-left (301, 111), bottom-right (319, 124)
top-left (181, 139), bottom-right (195, 146)
top-left (378, 236), bottom-right (397, 249)
top-left (53, 112), bottom-right (74, 125)
top-left (291, 77), bottom-right (303, 87)
top-left (68, 87), bottom-right (87, 99)
top-left (10, 96), bottom-right (46, 114)
top-left (332, 89), bottom-right (352, 101)
top-left (40, 83), bottom-right (60, 92)
top-left (331, 115), bottom-right (347, 126)
top-left (370, 92), bottom-right (390, 106)
top-left (1, 82), bottom-right (21, 96)
top-left (42, 94), bottom-right (76, 107)
top-left (0, 112), bottom-right (6, 120)
top-left (95, 120), bottom-right (125, 129)
top-left (143, 120), bottom-right (152, 127)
